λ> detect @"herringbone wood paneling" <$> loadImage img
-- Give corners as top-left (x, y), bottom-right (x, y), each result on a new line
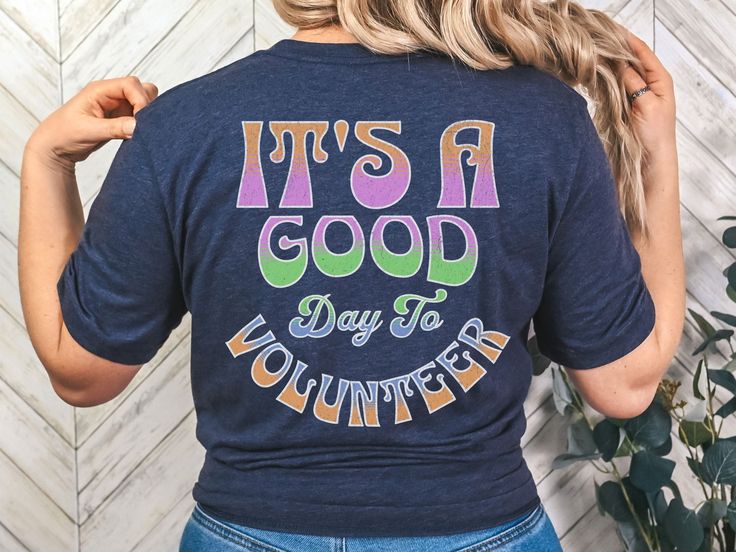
top-left (1, 1), bottom-right (733, 550)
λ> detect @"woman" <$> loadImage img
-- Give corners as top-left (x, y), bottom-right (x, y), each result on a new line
top-left (18, 0), bottom-right (684, 550)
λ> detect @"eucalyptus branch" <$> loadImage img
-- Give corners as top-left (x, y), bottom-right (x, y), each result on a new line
top-left (683, 433), bottom-right (712, 499)
top-left (610, 460), bottom-right (657, 551)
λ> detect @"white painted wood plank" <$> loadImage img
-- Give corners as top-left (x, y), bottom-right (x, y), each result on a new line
top-left (254, 0), bottom-right (293, 50)
top-left (0, 0), bottom-right (59, 59)
top-left (61, 0), bottom-right (200, 98)
top-left (0, 376), bottom-right (76, 520)
top-left (0, 8), bottom-right (59, 120)
top-left (79, 411), bottom-right (204, 551)
top-left (66, 0), bottom-right (254, 205)
top-left (0, 449), bottom-right (75, 551)
top-left (0, 84), bottom-right (39, 176)
top-left (0, 520), bottom-right (28, 552)
top-left (214, 28), bottom-right (256, 71)
top-left (0, 234), bottom-right (24, 327)
top-left (60, 0), bottom-right (121, 61)
top-left (677, 122), bottom-right (736, 243)
top-left (657, 0), bottom-right (736, 95)
top-left (722, 0), bottom-right (736, 14)
top-left (656, 20), bottom-right (736, 176)
top-left (616, 0), bottom-right (653, 43)
top-left (131, 491), bottom-right (195, 552)
top-left (0, 307), bottom-right (75, 445)
top-left (0, 161), bottom-right (19, 245)
top-left (681, 207), bottom-right (736, 318)
top-left (131, 0), bottom-right (254, 94)
top-left (77, 336), bottom-right (193, 524)
top-left (581, 0), bottom-right (631, 14)
top-left (73, 138), bottom-right (120, 208)
top-left (75, 314), bottom-right (191, 445)
top-left (560, 505), bottom-right (621, 552)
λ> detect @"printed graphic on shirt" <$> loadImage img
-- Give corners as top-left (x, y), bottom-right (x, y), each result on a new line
top-left (226, 120), bottom-right (509, 427)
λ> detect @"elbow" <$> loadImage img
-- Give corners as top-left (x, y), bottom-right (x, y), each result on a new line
top-left (592, 384), bottom-right (659, 419)
top-left (46, 361), bottom-right (105, 407)
top-left (49, 376), bottom-right (99, 407)
top-left (587, 367), bottom-right (663, 420)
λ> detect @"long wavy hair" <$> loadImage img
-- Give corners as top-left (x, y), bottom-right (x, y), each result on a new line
top-left (272, 0), bottom-right (650, 239)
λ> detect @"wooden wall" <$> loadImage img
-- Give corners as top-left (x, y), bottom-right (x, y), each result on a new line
top-left (0, 1), bottom-right (733, 550)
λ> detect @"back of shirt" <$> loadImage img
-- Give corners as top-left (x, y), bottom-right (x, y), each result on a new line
top-left (57, 38), bottom-right (656, 537)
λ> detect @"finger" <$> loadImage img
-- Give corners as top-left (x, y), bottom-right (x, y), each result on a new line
top-left (104, 82), bottom-right (157, 117)
top-left (624, 30), bottom-right (672, 96)
top-left (84, 115), bottom-right (138, 142)
top-left (621, 64), bottom-right (647, 96)
top-left (106, 103), bottom-right (134, 119)
top-left (142, 82), bottom-right (159, 102)
top-left (90, 76), bottom-right (152, 116)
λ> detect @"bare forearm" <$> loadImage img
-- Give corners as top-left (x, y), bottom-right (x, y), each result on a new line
top-left (18, 139), bottom-right (84, 371)
top-left (631, 146), bottom-right (686, 380)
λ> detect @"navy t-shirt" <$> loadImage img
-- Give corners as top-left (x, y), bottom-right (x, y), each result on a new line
top-left (57, 38), bottom-right (656, 537)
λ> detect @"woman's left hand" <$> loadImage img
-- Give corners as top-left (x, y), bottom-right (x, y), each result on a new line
top-left (25, 76), bottom-right (158, 172)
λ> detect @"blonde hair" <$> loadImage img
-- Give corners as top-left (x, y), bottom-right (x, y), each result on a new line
top-left (272, 0), bottom-right (650, 240)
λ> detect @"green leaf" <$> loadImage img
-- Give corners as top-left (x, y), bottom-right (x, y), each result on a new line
top-left (598, 480), bottom-right (633, 522)
top-left (709, 368), bottom-right (736, 397)
top-left (694, 329), bottom-right (734, 355)
top-left (697, 498), bottom-right (727, 527)
top-left (711, 310), bottom-right (736, 326)
top-left (622, 477), bottom-right (649, 518)
top-left (607, 417), bottom-right (629, 428)
top-left (551, 417), bottom-right (600, 468)
top-left (708, 368), bottom-right (736, 394)
top-left (594, 419), bottom-right (622, 461)
top-left (727, 496), bottom-right (736, 528)
top-left (718, 216), bottom-right (736, 221)
top-left (687, 457), bottom-right (703, 479)
top-left (594, 480), bottom-right (605, 516)
top-left (629, 450), bottom-right (675, 492)
top-left (724, 227), bottom-right (736, 248)
top-left (551, 366), bottom-right (574, 416)
top-left (651, 434), bottom-right (673, 456)
top-left (689, 308), bottom-right (717, 339)
top-left (616, 519), bottom-right (650, 552)
top-left (624, 400), bottom-right (671, 449)
top-left (729, 285), bottom-right (736, 304)
top-left (568, 417), bottom-right (597, 455)
top-left (665, 480), bottom-right (683, 502)
top-left (527, 335), bottom-right (552, 375)
top-left (701, 440), bottom-right (736, 485)
top-left (716, 397), bottom-right (736, 418)
top-left (693, 358), bottom-right (706, 400)
top-left (551, 451), bottom-right (601, 469)
top-left (656, 525), bottom-right (676, 552)
top-left (646, 489), bottom-right (668, 525)
top-left (723, 357), bottom-right (736, 372)
top-left (664, 498), bottom-right (704, 552)
top-left (729, 264), bottom-right (736, 291)
top-left (679, 420), bottom-right (713, 447)
top-left (615, 437), bottom-right (636, 458)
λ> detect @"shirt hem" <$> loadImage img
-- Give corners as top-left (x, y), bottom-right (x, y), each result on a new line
top-left (191, 471), bottom-right (541, 537)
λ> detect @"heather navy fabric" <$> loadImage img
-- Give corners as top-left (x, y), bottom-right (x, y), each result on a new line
top-left (57, 38), bottom-right (655, 537)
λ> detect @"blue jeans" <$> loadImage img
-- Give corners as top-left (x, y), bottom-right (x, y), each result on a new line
top-left (179, 501), bottom-right (563, 551)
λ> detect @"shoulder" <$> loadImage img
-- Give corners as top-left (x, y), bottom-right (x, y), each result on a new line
top-left (131, 49), bottom-right (270, 133)
top-left (496, 64), bottom-right (589, 115)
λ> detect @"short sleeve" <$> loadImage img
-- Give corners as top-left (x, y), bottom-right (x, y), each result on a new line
top-left (532, 102), bottom-right (656, 370)
top-left (56, 130), bottom-right (188, 365)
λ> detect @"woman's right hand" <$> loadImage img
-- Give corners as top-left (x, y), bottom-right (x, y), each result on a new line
top-left (621, 29), bottom-right (677, 163)
top-left (25, 76), bottom-right (158, 173)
